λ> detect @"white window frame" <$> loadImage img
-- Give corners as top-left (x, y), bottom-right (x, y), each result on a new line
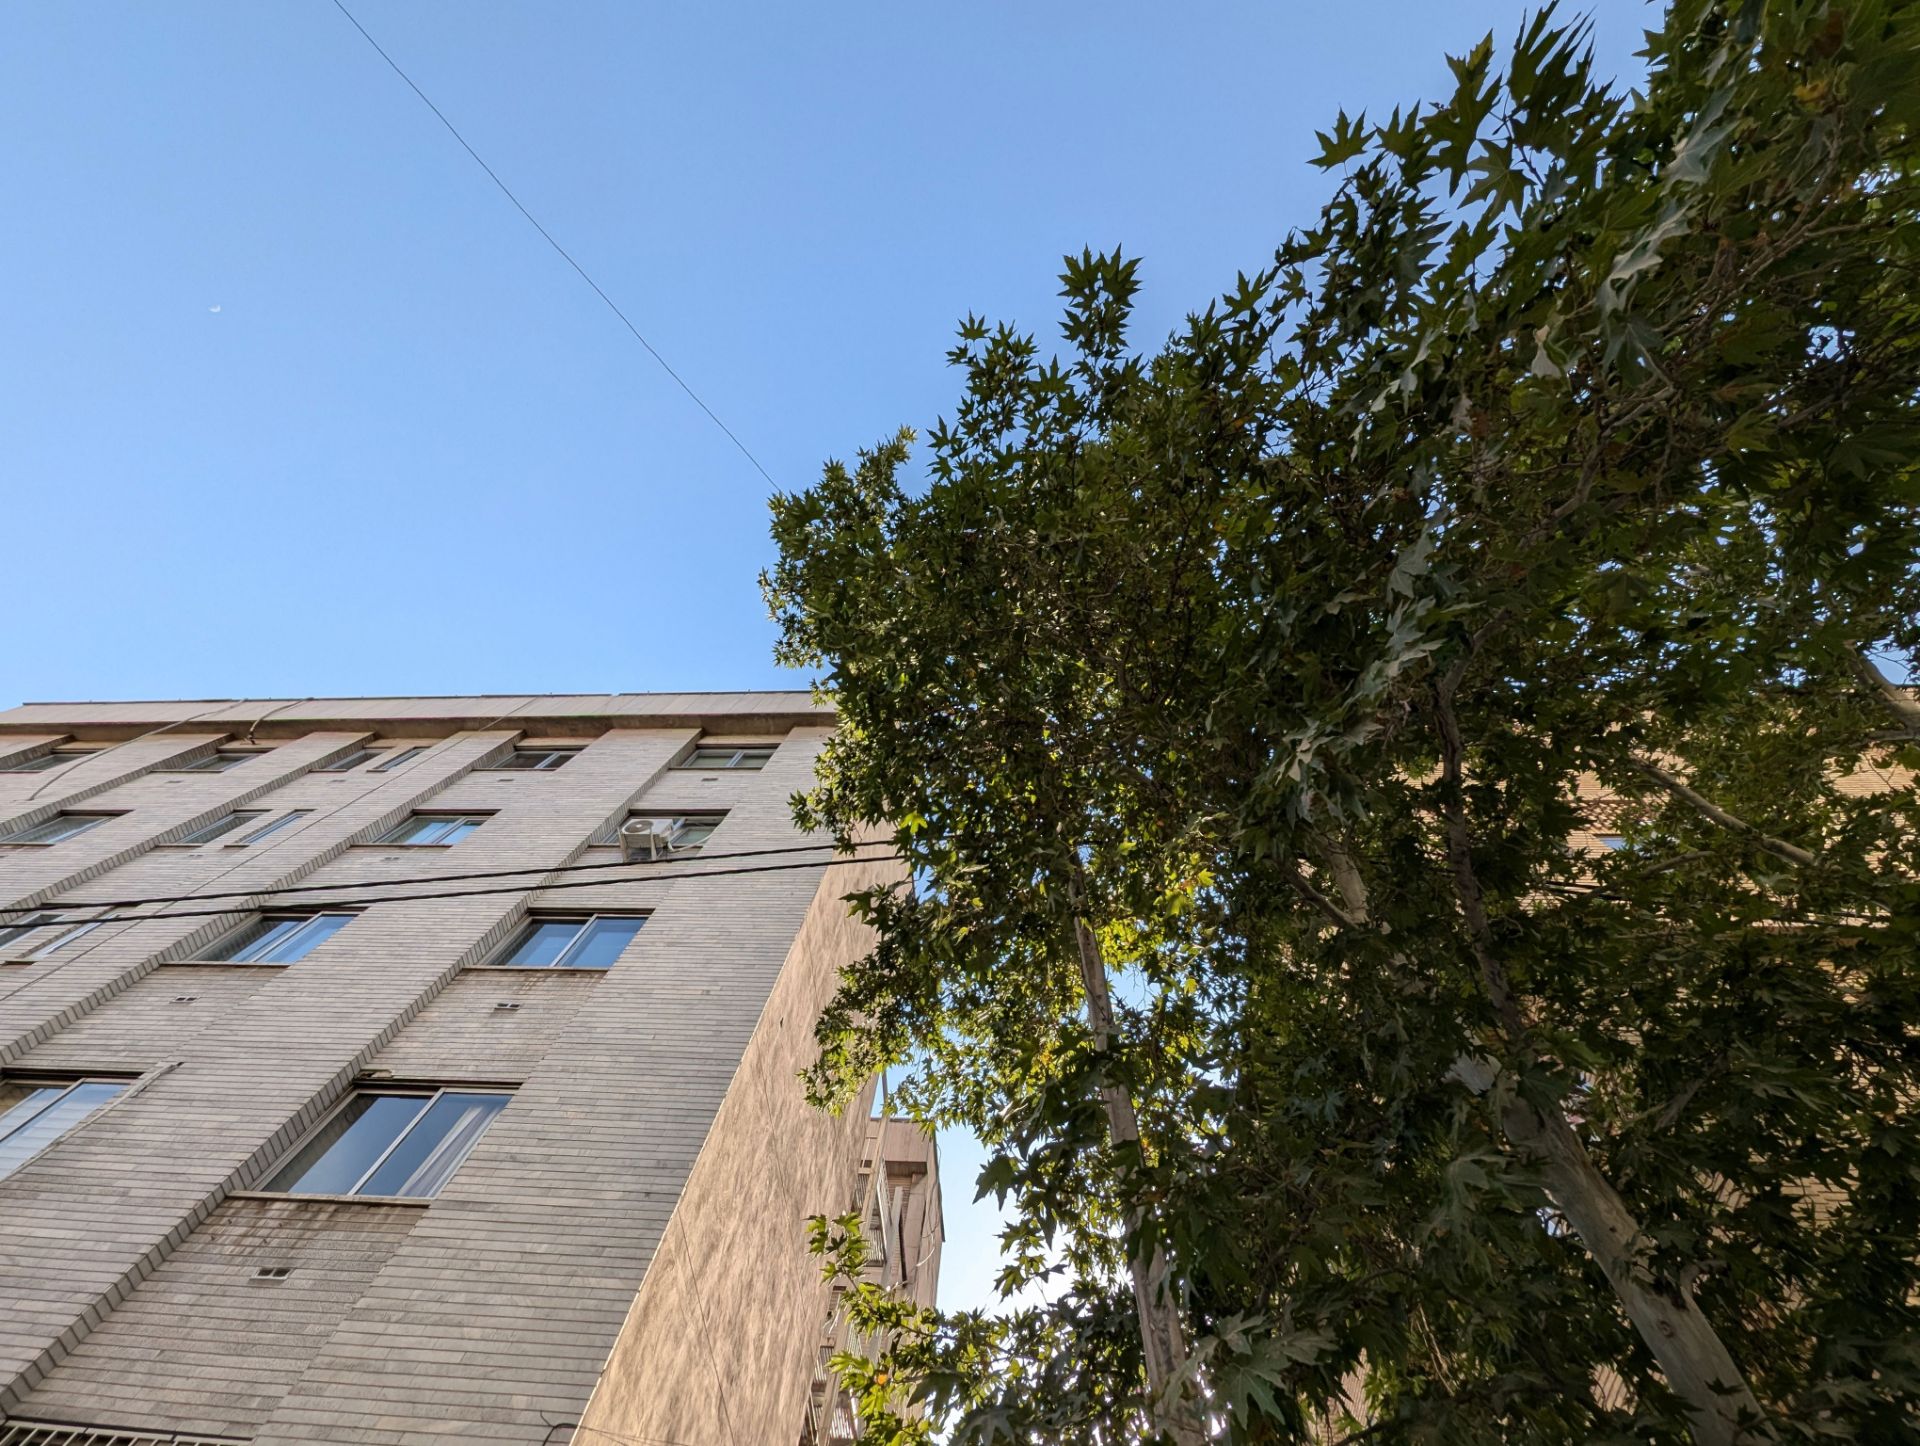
top-left (0, 1074), bottom-right (132, 1181)
top-left (230, 810), bottom-right (312, 846)
top-left (165, 749), bottom-right (265, 774)
top-left (0, 912), bottom-right (68, 956)
top-left (677, 744), bottom-right (776, 771)
top-left (370, 746), bottom-right (430, 772)
top-left (169, 810), bottom-right (269, 846)
top-left (373, 813), bottom-right (490, 846)
top-left (315, 746), bottom-right (383, 773)
top-left (1, 748), bottom-right (103, 774)
top-left (589, 812), bottom-right (724, 849)
top-left (486, 913), bottom-right (648, 969)
top-left (204, 912), bottom-right (357, 964)
top-left (0, 813), bottom-right (118, 846)
top-left (264, 1085), bottom-right (513, 1198)
top-left (487, 747), bottom-right (582, 772)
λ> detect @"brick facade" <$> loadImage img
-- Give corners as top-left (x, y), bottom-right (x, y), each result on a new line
top-left (0, 694), bottom-right (940, 1445)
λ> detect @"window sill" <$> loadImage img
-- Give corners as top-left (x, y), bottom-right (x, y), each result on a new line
top-left (467, 964), bottom-right (610, 976)
top-left (228, 1190), bottom-right (433, 1208)
top-left (168, 959), bottom-right (292, 969)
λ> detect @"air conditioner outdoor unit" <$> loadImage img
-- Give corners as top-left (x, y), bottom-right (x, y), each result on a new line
top-left (618, 817), bottom-right (679, 863)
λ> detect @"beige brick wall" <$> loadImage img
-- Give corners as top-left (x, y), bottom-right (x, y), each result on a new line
top-left (0, 696), bottom-right (920, 1446)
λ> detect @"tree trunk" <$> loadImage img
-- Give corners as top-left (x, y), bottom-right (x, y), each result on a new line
top-left (1452, 1058), bottom-right (1771, 1444)
top-left (1319, 836), bottom-right (1772, 1444)
top-left (1068, 873), bottom-right (1205, 1446)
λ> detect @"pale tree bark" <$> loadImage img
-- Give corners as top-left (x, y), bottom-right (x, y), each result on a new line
top-left (1067, 868), bottom-right (1207, 1446)
top-left (1312, 805), bottom-right (1773, 1446)
top-left (1847, 643), bottom-right (1920, 732)
top-left (1629, 757), bottom-right (1816, 868)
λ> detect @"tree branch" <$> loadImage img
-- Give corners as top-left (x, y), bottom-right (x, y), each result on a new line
top-left (1847, 643), bottom-right (1920, 732)
top-left (1627, 757), bottom-right (1817, 868)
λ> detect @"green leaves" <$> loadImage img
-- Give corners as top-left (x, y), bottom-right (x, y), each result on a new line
top-left (767, 0), bottom-right (1920, 1440)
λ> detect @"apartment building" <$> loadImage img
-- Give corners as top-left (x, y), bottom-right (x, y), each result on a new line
top-left (0, 694), bottom-right (941, 1446)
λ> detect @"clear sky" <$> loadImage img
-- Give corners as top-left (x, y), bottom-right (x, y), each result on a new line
top-left (2, 0), bottom-right (1648, 1315)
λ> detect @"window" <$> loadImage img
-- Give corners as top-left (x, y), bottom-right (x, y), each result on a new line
top-left (488, 914), bottom-right (646, 969)
top-left (370, 746), bottom-right (430, 772)
top-left (172, 810), bottom-right (268, 845)
top-left (0, 1077), bottom-right (129, 1181)
top-left (168, 750), bottom-right (261, 774)
top-left (231, 810), bottom-right (311, 846)
top-left (374, 813), bottom-right (488, 846)
top-left (0, 813), bottom-right (116, 845)
top-left (2, 749), bottom-right (99, 774)
top-left (264, 1087), bottom-right (510, 1199)
top-left (204, 913), bottom-right (354, 964)
top-left (0, 913), bottom-right (67, 955)
top-left (589, 812), bottom-right (724, 850)
top-left (678, 744), bottom-right (776, 771)
top-left (1595, 834), bottom-right (1627, 851)
top-left (315, 746), bottom-right (382, 773)
top-left (489, 747), bottom-right (581, 772)
top-left (23, 920), bottom-right (103, 959)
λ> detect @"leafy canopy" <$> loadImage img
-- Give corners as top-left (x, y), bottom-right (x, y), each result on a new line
top-left (766, 1), bottom-right (1920, 1441)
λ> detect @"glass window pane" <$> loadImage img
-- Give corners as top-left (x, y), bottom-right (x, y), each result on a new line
top-left (0, 913), bottom-right (64, 952)
top-left (501, 919), bottom-right (583, 967)
top-left (270, 914), bottom-right (352, 963)
top-left (362, 1092), bottom-right (508, 1198)
top-left (434, 818), bottom-right (482, 844)
top-left (493, 751), bottom-right (541, 769)
top-left (269, 1093), bottom-right (429, 1195)
top-left (5, 814), bottom-right (111, 845)
top-left (234, 810), bottom-right (311, 846)
top-left (317, 747), bottom-right (379, 773)
top-left (0, 1081), bottom-right (126, 1180)
top-left (177, 811), bottom-right (265, 845)
top-left (674, 818), bottom-right (720, 848)
top-left (28, 921), bottom-right (102, 958)
top-left (173, 752), bottom-right (253, 773)
top-left (214, 917), bottom-right (305, 962)
top-left (560, 916), bottom-right (645, 969)
top-left (5, 751), bottom-right (94, 773)
top-left (0, 1084), bottom-right (66, 1138)
top-left (736, 748), bottom-right (774, 769)
top-left (378, 816), bottom-right (439, 843)
top-left (370, 747), bottom-right (427, 772)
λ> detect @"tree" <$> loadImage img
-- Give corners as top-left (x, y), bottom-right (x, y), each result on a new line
top-left (765, 2), bottom-right (1920, 1441)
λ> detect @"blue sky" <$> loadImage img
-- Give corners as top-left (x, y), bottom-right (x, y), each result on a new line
top-left (3, 1), bottom-right (1648, 1313)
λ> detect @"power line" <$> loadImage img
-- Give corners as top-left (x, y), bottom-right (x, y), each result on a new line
top-left (2, 845), bottom-right (900, 929)
top-left (327, 0), bottom-right (777, 489)
top-left (9, 838), bottom-right (893, 916)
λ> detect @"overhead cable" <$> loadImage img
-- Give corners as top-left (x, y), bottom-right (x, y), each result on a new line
top-left (327, 0), bottom-right (777, 488)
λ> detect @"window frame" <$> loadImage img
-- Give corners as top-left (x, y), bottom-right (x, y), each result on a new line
top-left (676, 744), bottom-right (777, 771)
top-left (369, 746), bottom-right (430, 772)
top-left (261, 1084), bottom-right (513, 1200)
top-left (0, 912), bottom-right (69, 957)
top-left (0, 1074), bottom-right (133, 1181)
top-left (315, 746), bottom-right (384, 773)
top-left (484, 912), bottom-right (649, 970)
top-left (227, 809), bottom-right (313, 847)
top-left (371, 812), bottom-right (492, 847)
top-left (486, 747), bottom-right (583, 772)
top-left (589, 811), bottom-right (725, 850)
top-left (164, 749), bottom-right (265, 774)
top-left (1, 748), bottom-right (103, 774)
top-left (200, 911), bottom-right (357, 965)
top-left (0, 812), bottom-right (119, 846)
top-left (168, 809), bottom-right (270, 846)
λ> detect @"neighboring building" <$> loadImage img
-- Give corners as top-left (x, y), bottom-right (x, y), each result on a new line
top-left (0, 694), bottom-right (940, 1446)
